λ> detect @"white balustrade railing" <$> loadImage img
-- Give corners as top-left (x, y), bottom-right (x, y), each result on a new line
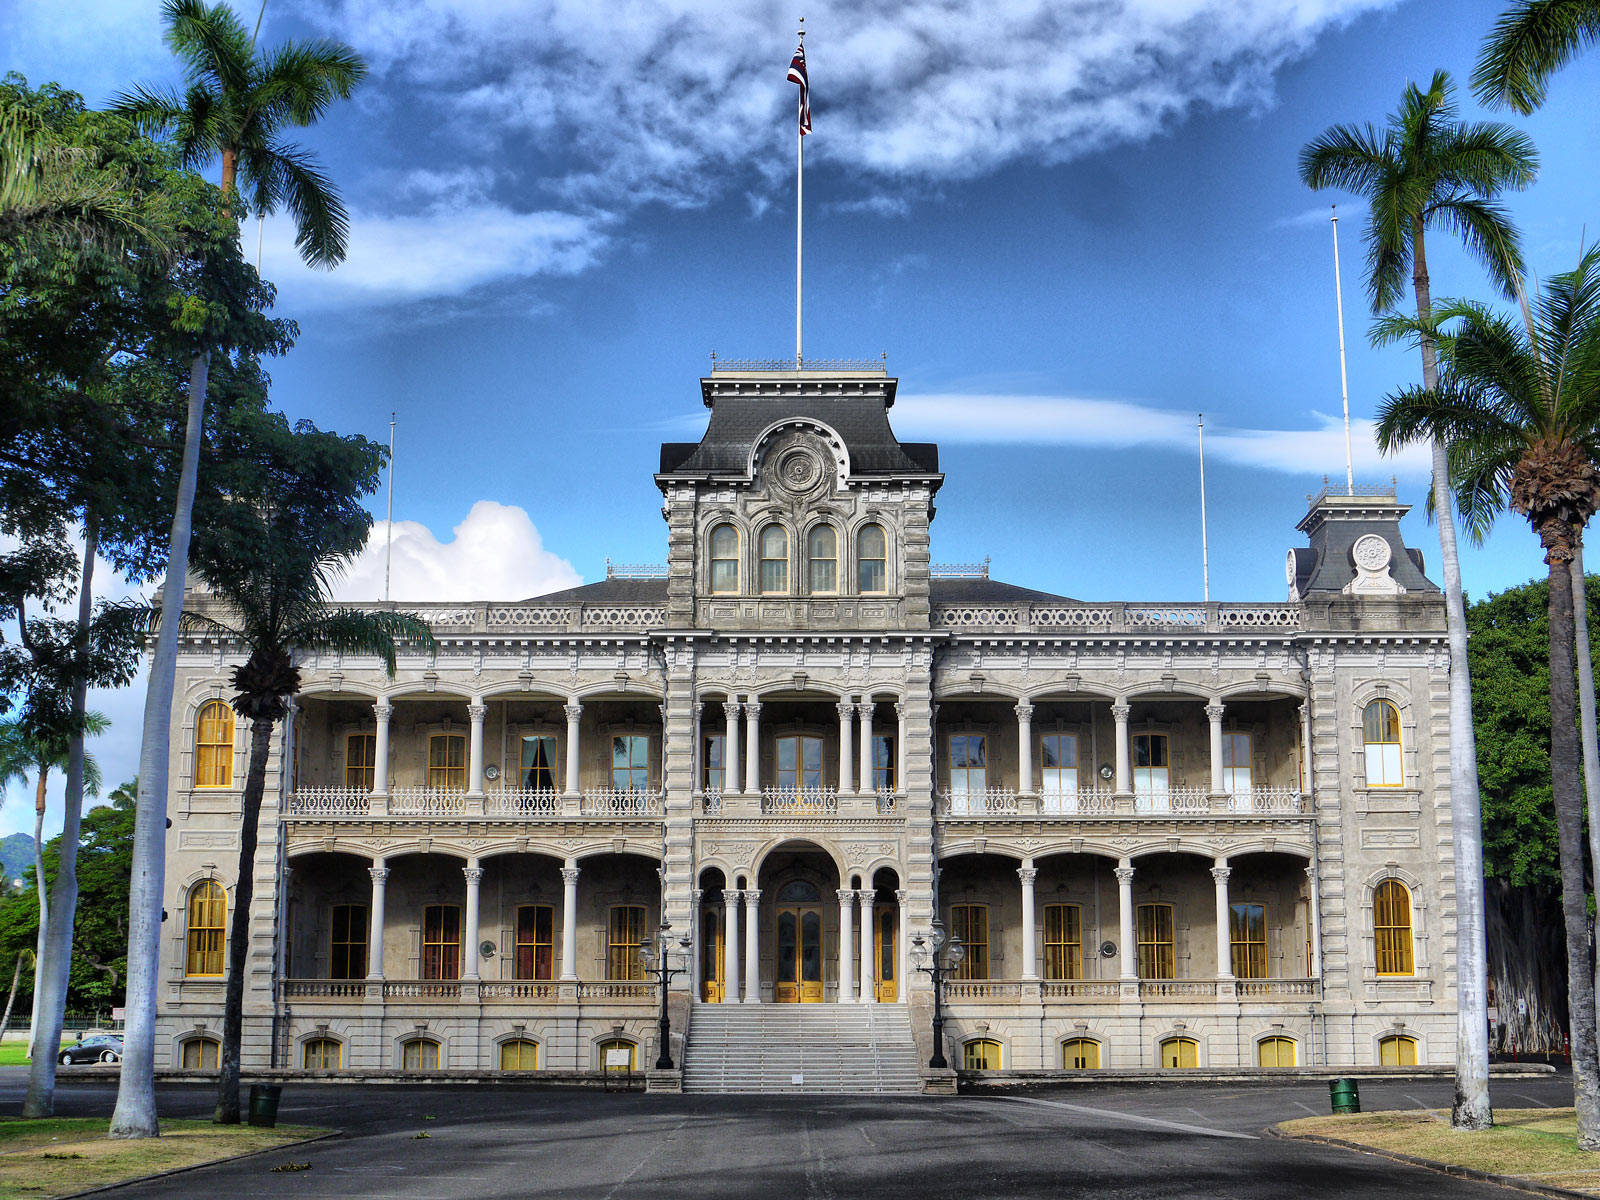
top-left (699, 789), bottom-right (724, 814)
top-left (383, 980), bottom-right (462, 999)
top-left (1038, 788), bottom-right (1115, 816)
top-left (760, 786), bottom-right (838, 814)
top-left (940, 788), bottom-right (1018, 816)
top-left (283, 979), bottom-right (368, 999)
top-left (485, 788), bottom-right (560, 817)
top-left (389, 788), bottom-right (468, 817)
top-left (581, 788), bottom-right (663, 816)
top-left (1230, 787), bottom-right (1307, 814)
top-left (1234, 978), bottom-right (1320, 999)
top-left (1041, 980), bottom-right (1122, 1000)
top-left (1139, 979), bottom-right (1218, 1000)
top-left (575, 981), bottom-right (657, 1000)
top-left (942, 980), bottom-right (1025, 1002)
top-left (875, 788), bottom-right (901, 814)
top-left (932, 601), bottom-right (1302, 633)
top-left (1134, 787), bottom-right (1212, 815)
top-left (480, 981), bottom-right (560, 1000)
top-left (285, 787), bottom-right (370, 818)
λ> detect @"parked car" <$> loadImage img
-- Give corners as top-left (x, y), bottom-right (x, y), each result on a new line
top-left (58, 1035), bottom-right (122, 1065)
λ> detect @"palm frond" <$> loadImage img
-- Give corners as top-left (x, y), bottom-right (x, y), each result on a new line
top-left (1375, 379), bottom-right (1523, 455)
top-left (1434, 195), bottom-right (1529, 301)
top-left (162, 0), bottom-right (253, 95)
top-left (1435, 121), bottom-right (1540, 195)
top-left (254, 41), bottom-right (368, 128)
top-left (265, 140), bottom-right (349, 267)
top-left (1474, 0), bottom-right (1600, 113)
top-left (290, 608), bottom-right (438, 676)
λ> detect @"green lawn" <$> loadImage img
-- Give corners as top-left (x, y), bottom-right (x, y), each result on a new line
top-left (0, 1044), bottom-right (70, 1069)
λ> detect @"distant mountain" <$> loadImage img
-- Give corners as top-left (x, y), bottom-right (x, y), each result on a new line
top-left (0, 834), bottom-right (35, 883)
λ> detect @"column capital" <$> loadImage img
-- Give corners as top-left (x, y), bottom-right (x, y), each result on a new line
top-left (726, 888), bottom-right (743, 904)
top-left (369, 867), bottom-right (389, 885)
top-left (1210, 866), bottom-right (1232, 884)
top-left (855, 700), bottom-right (874, 717)
top-left (1113, 866), bottom-right (1135, 886)
top-left (1013, 702), bottom-right (1034, 721)
top-left (1016, 867), bottom-right (1038, 886)
top-left (281, 865), bottom-right (293, 883)
top-left (855, 888), bottom-right (873, 902)
top-left (743, 888), bottom-right (761, 906)
top-left (693, 699), bottom-right (705, 718)
top-left (691, 887), bottom-right (703, 904)
top-left (468, 701), bottom-right (487, 720)
top-left (744, 700), bottom-right (763, 719)
top-left (564, 702), bottom-right (583, 721)
top-left (837, 888), bottom-right (856, 905)
top-left (724, 699), bottom-right (742, 718)
top-left (894, 888), bottom-right (908, 904)
top-left (374, 699), bottom-right (392, 718)
top-left (1110, 702), bottom-right (1131, 721)
top-left (837, 701), bottom-right (856, 721)
top-left (1205, 702), bottom-right (1226, 723)
top-left (1304, 865), bottom-right (1318, 881)
top-left (895, 701), bottom-right (908, 719)
top-left (463, 865), bottom-right (483, 885)
top-left (560, 867), bottom-right (580, 886)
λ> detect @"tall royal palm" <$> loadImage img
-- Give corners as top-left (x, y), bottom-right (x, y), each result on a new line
top-left (1375, 246), bottom-right (1600, 1147)
top-left (1299, 70), bottom-right (1536, 1131)
top-left (108, 0), bottom-right (365, 1140)
top-left (1475, 0), bottom-right (1600, 114)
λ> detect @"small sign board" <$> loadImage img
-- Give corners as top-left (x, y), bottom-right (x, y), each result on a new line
top-left (605, 1048), bottom-right (633, 1070)
top-left (791, 1073), bottom-right (804, 1085)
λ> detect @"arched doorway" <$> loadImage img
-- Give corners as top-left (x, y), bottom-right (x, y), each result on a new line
top-left (756, 842), bottom-right (840, 1003)
top-left (873, 867), bottom-right (901, 1002)
top-left (698, 867), bottom-right (726, 1002)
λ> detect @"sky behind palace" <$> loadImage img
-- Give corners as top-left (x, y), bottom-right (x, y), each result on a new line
top-left (5, 0), bottom-right (1599, 837)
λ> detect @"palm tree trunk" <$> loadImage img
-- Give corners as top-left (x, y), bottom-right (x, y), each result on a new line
top-left (1414, 225), bottom-right (1493, 1129)
top-left (1570, 546), bottom-right (1600, 1054)
top-left (1547, 540), bottom-right (1600, 1147)
top-left (24, 515), bottom-right (97, 1117)
top-left (110, 348), bottom-right (210, 1140)
top-left (215, 713), bottom-right (273, 1124)
top-left (1, 953), bottom-right (25, 1039)
top-left (26, 772), bottom-right (46, 1064)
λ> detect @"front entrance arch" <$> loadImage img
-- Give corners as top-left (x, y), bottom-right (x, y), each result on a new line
top-left (754, 840), bottom-right (842, 1003)
top-left (774, 880), bottom-right (825, 1002)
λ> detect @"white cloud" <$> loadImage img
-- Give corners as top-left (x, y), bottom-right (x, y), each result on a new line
top-left (330, 501), bottom-right (582, 602)
top-left (892, 392), bottom-right (1431, 475)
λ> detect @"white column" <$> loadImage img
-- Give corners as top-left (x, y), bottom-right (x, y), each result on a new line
top-left (1015, 703), bottom-right (1034, 795)
top-left (372, 701), bottom-right (391, 795)
top-left (858, 701), bottom-right (874, 795)
top-left (723, 701), bottom-right (741, 795)
top-left (462, 861), bottom-right (482, 980)
top-left (895, 702), bottom-right (908, 793)
top-left (563, 701), bottom-right (582, 796)
top-left (1112, 700), bottom-right (1131, 795)
top-left (690, 888), bottom-right (704, 994)
top-left (744, 701), bottom-right (762, 795)
top-left (724, 889), bottom-right (742, 1003)
top-left (691, 703), bottom-right (704, 793)
top-left (560, 861), bottom-right (580, 980)
top-left (1306, 865), bottom-right (1324, 978)
top-left (1299, 703), bottom-right (1312, 794)
top-left (468, 699), bottom-right (487, 796)
top-left (743, 888), bottom-right (761, 1002)
top-left (837, 701), bottom-right (855, 794)
top-left (366, 861), bottom-right (388, 980)
top-left (1207, 701), bottom-right (1226, 796)
top-left (895, 888), bottom-right (909, 1002)
top-left (837, 889), bottom-right (855, 1001)
top-left (1116, 859), bottom-right (1137, 980)
top-left (1213, 858), bottom-right (1233, 980)
top-left (1018, 861), bottom-right (1038, 980)
top-left (858, 890), bottom-right (874, 1003)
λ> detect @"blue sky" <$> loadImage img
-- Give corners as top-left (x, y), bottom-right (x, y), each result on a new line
top-left (5, 0), bottom-right (1599, 836)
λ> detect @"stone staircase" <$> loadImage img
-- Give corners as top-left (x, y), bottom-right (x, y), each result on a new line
top-left (682, 1003), bottom-right (923, 1094)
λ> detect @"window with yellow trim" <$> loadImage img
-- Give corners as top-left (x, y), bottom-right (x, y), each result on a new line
top-left (608, 905), bottom-right (645, 981)
top-left (1379, 1034), bottom-right (1417, 1066)
top-left (611, 734), bottom-right (651, 791)
top-left (759, 524), bottom-right (789, 594)
top-left (1137, 903), bottom-right (1174, 979)
top-left (401, 1038), bottom-right (441, 1070)
top-left (422, 905), bottom-right (461, 980)
top-left (702, 732), bottom-right (725, 792)
top-left (962, 1039), bottom-right (1001, 1070)
top-left (345, 732), bottom-right (376, 791)
top-left (872, 733), bottom-right (896, 791)
top-left (303, 1037), bottom-right (341, 1070)
top-left (1363, 699), bottom-right (1403, 786)
top-left (194, 700), bottom-right (234, 788)
top-left (1160, 1036), bottom-right (1199, 1069)
top-left (181, 1037), bottom-right (219, 1069)
top-left (709, 524), bottom-right (740, 594)
top-left (950, 904), bottom-right (988, 980)
top-left (1373, 880), bottom-right (1415, 976)
top-left (519, 735), bottom-right (557, 791)
top-left (857, 524), bottom-right (888, 593)
top-left (598, 1038), bottom-right (636, 1070)
top-left (776, 734), bottom-right (823, 790)
top-left (330, 903), bottom-right (368, 979)
top-left (1230, 902), bottom-right (1267, 979)
top-left (1062, 1038), bottom-right (1100, 1069)
top-left (1043, 903), bottom-right (1082, 980)
top-left (428, 733), bottom-right (466, 791)
top-left (500, 1039), bottom-right (539, 1070)
top-left (515, 905), bottom-right (554, 981)
top-left (186, 880), bottom-right (226, 976)
top-left (1257, 1036), bottom-right (1296, 1068)
top-left (807, 524), bottom-right (837, 594)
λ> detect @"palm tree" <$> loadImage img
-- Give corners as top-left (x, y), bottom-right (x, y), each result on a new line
top-left (0, 716), bottom-right (107, 1061)
top-left (1475, 0), bottom-right (1600, 114)
top-left (1299, 69), bottom-right (1537, 1132)
top-left (108, 0), bottom-right (365, 1140)
top-left (1374, 245), bottom-right (1600, 1148)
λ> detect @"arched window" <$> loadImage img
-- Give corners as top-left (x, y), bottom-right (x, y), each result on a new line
top-left (1159, 1036), bottom-right (1199, 1069)
top-left (401, 1038), bottom-right (441, 1070)
top-left (857, 524), bottom-right (888, 593)
top-left (807, 525), bottom-right (838, 593)
top-left (1373, 880), bottom-right (1415, 976)
top-left (303, 1037), bottom-right (342, 1070)
top-left (1379, 1034), bottom-right (1418, 1066)
top-left (499, 1039), bottom-right (540, 1070)
top-left (1062, 1038), bottom-right (1100, 1069)
top-left (598, 1038), bottom-right (636, 1071)
top-left (1257, 1036), bottom-right (1296, 1068)
top-left (710, 524), bottom-right (740, 594)
top-left (194, 700), bottom-right (234, 788)
top-left (186, 880), bottom-right (226, 976)
top-left (1363, 699), bottom-right (1403, 786)
top-left (180, 1037), bottom-right (219, 1070)
top-left (962, 1039), bottom-right (1001, 1070)
top-left (759, 525), bottom-right (789, 593)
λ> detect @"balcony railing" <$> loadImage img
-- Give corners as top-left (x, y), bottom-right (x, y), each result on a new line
top-left (1038, 788), bottom-right (1115, 815)
top-left (575, 981), bottom-right (657, 1000)
top-left (932, 600), bottom-right (1303, 634)
top-left (485, 788), bottom-right (560, 817)
top-left (699, 789), bottom-right (724, 814)
top-left (1139, 980), bottom-right (1218, 1000)
top-left (875, 788), bottom-right (901, 814)
top-left (280, 978), bottom-right (659, 1003)
top-left (938, 978), bottom-right (1316, 1002)
top-left (760, 786), bottom-right (839, 814)
top-left (1134, 787), bottom-right (1213, 815)
top-left (284, 787), bottom-right (369, 818)
top-left (1235, 978), bottom-right (1321, 999)
top-left (390, 787), bottom-right (469, 817)
top-left (1040, 980), bottom-right (1122, 1000)
top-left (1229, 787), bottom-right (1307, 814)
top-left (383, 980), bottom-right (462, 1000)
top-left (940, 788), bottom-right (1018, 816)
top-left (581, 788), bottom-right (662, 817)
top-left (479, 981), bottom-right (560, 1001)
top-left (283, 979), bottom-right (368, 999)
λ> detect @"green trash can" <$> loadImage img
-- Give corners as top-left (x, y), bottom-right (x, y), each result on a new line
top-left (247, 1084), bottom-right (282, 1128)
top-left (1329, 1078), bottom-right (1360, 1115)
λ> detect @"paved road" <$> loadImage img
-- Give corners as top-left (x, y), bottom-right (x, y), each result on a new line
top-left (0, 1070), bottom-right (1578, 1199)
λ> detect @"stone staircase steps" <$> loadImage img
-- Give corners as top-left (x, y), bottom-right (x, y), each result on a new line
top-left (682, 1003), bottom-right (922, 1094)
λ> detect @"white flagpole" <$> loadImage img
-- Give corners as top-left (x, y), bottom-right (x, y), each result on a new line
top-left (385, 412), bottom-right (395, 603)
top-left (795, 20), bottom-right (805, 367)
top-left (1331, 205), bottom-right (1355, 494)
top-left (1198, 413), bottom-right (1210, 602)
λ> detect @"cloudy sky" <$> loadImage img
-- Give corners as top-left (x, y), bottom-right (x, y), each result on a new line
top-left (6, 0), bottom-right (1599, 836)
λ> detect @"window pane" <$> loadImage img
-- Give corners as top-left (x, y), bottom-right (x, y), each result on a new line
top-left (873, 734), bottom-right (896, 790)
top-left (858, 524), bottom-right (888, 593)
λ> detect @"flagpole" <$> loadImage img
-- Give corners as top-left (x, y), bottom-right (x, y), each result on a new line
top-left (1331, 205), bottom-right (1355, 494)
top-left (1198, 413), bottom-right (1210, 603)
top-left (385, 412), bottom-right (395, 604)
top-left (795, 19), bottom-right (805, 367)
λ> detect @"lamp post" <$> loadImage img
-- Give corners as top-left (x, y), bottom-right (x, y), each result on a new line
top-left (638, 921), bottom-right (692, 1071)
top-left (910, 919), bottom-right (965, 1070)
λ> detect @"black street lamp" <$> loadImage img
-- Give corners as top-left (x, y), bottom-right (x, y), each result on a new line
top-left (910, 919), bottom-right (965, 1070)
top-left (638, 921), bottom-right (692, 1071)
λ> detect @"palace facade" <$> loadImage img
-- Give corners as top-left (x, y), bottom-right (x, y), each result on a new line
top-left (155, 360), bottom-right (1456, 1086)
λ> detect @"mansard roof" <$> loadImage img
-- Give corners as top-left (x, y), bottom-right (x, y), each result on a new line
top-left (519, 575), bottom-right (1070, 607)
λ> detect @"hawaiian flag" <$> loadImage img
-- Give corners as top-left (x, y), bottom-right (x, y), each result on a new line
top-left (788, 41), bottom-right (811, 135)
